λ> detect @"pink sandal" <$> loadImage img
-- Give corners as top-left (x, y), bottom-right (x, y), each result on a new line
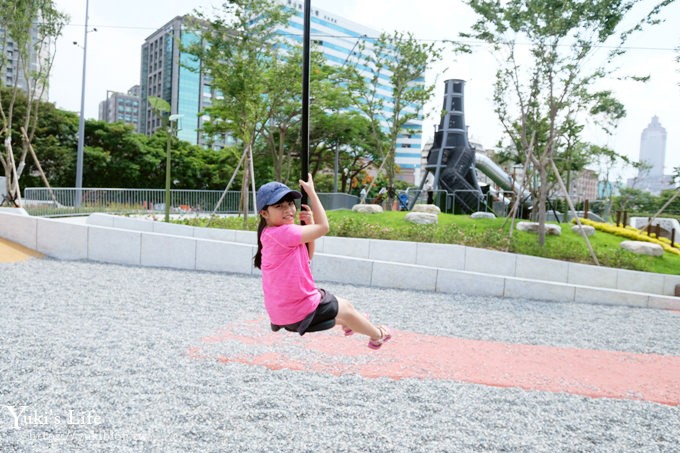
top-left (368, 326), bottom-right (391, 350)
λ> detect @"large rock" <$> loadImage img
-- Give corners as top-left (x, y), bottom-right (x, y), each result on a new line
top-left (516, 221), bottom-right (562, 236)
top-left (571, 224), bottom-right (595, 237)
top-left (620, 240), bottom-right (664, 257)
top-left (352, 204), bottom-right (383, 213)
top-left (471, 211), bottom-right (496, 219)
top-left (412, 204), bottom-right (441, 214)
top-left (405, 212), bottom-right (438, 225)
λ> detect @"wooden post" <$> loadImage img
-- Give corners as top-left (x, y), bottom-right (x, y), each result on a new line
top-left (615, 210), bottom-right (621, 227)
top-left (655, 224), bottom-right (661, 239)
top-left (623, 211), bottom-right (628, 228)
top-left (647, 218), bottom-right (652, 236)
top-left (584, 199), bottom-right (589, 219)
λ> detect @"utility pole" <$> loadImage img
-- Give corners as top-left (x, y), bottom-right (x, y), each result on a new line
top-left (75, 0), bottom-right (94, 207)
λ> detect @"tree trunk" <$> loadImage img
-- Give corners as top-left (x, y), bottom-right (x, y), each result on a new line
top-left (537, 161), bottom-right (549, 246)
top-left (241, 146), bottom-right (250, 229)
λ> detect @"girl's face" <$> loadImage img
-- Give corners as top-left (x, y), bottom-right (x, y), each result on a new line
top-left (261, 199), bottom-right (297, 226)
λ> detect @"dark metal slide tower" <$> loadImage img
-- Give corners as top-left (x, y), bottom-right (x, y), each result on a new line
top-left (420, 79), bottom-right (485, 213)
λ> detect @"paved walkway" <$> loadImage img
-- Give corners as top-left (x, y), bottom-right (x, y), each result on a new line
top-left (0, 237), bottom-right (42, 262)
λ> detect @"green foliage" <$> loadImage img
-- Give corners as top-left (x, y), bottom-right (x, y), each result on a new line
top-left (187, 0), bottom-right (291, 146)
top-left (0, 1), bottom-right (68, 204)
top-left (345, 31), bottom-right (443, 201)
top-left (460, 0), bottom-right (674, 246)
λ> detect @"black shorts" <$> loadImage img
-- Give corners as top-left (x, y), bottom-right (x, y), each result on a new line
top-left (270, 289), bottom-right (339, 336)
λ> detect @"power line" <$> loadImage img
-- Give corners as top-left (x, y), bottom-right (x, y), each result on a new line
top-left (53, 22), bottom-right (679, 53)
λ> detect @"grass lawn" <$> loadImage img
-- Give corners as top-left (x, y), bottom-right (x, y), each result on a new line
top-left (177, 210), bottom-right (680, 276)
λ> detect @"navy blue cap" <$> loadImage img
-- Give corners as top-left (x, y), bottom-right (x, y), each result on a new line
top-left (256, 182), bottom-right (302, 212)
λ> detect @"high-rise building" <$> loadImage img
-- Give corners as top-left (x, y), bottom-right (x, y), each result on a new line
top-left (0, 25), bottom-right (50, 100)
top-left (628, 115), bottom-right (673, 194)
top-left (639, 115), bottom-right (667, 178)
top-left (276, 0), bottom-right (424, 184)
top-left (139, 16), bottom-right (225, 148)
top-left (139, 6), bottom-right (425, 181)
top-left (98, 86), bottom-right (141, 131)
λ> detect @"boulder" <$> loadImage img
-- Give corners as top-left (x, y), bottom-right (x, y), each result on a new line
top-left (412, 204), bottom-right (441, 214)
top-left (516, 221), bottom-right (562, 236)
top-left (571, 224), bottom-right (595, 237)
top-left (405, 212), bottom-right (438, 225)
top-left (471, 211), bottom-right (496, 219)
top-left (352, 204), bottom-right (383, 213)
top-left (620, 240), bottom-right (664, 257)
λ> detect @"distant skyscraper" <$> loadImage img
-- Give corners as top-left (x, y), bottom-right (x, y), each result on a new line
top-left (639, 115), bottom-right (666, 178)
top-left (98, 86), bottom-right (141, 132)
top-left (628, 116), bottom-right (673, 194)
top-left (139, 16), bottom-right (224, 148)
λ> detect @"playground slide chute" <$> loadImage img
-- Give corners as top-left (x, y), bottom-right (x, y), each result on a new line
top-left (415, 79), bottom-right (531, 214)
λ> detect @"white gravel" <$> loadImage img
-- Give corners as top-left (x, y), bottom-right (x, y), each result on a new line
top-left (1, 259), bottom-right (679, 452)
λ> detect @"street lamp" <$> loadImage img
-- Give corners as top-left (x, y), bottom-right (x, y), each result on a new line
top-left (164, 114), bottom-right (182, 222)
top-left (74, 0), bottom-right (96, 207)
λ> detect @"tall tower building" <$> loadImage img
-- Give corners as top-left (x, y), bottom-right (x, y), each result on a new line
top-left (98, 86), bottom-right (141, 132)
top-left (275, 0), bottom-right (425, 183)
top-left (628, 115), bottom-right (673, 194)
top-left (639, 115), bottom-right (666, 178)
top-left (139, 16), bottom-right (223, 148)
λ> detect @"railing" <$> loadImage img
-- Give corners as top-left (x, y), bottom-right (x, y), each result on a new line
top-left (22, 187), bottom-right (359, 217)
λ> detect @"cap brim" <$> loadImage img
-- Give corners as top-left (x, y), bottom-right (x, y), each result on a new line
top-left (270, 188), bottom-right (302, 205)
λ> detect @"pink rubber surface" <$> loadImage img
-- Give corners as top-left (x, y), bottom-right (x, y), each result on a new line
top-left (190, 316), bottom-right (680, 406)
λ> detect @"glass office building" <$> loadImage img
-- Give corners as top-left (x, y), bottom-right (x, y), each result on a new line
top-left (139, 16), bottom-right (224, 148)
top-left (275, 0), bottom-right (425, 183)
top-left (138, 6), bottom-right (425, 182)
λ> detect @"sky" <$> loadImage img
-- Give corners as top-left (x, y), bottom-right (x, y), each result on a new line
top-left (50, 0), bottom-right (680, 183)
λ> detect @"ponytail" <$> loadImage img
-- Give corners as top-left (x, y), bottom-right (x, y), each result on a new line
top-left (253, 216), bottom-right (267, 269)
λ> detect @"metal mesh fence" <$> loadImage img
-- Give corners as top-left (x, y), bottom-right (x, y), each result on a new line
top-left (22, 188), bottom-right (360, 217)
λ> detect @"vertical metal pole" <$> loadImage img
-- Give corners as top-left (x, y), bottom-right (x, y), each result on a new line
top-left (300, 0), bottom-right (311, 205)
top-left (75, 0), bottom-right (90, 207)
top-left (164, 120), bottom-right (171, 222)
top-left (333, 142), bottom-right (338, 193)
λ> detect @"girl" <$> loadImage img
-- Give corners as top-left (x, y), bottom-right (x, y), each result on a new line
top-left (253, 174), bottom-right (391, 350)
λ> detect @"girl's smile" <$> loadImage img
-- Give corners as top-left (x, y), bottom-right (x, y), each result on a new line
top-left (263, 200), bottom-right (297, 226)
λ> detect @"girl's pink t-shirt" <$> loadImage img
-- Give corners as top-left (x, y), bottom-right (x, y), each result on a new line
top-left (260, 224), bottom-right (320, 325)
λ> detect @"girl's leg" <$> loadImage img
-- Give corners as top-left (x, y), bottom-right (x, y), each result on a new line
top-left (335, 297), bottom-right (383, 340)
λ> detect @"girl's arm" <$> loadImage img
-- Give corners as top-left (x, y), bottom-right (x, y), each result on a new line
top-left (299, 203), bottom-right (316, 259)
top-left (299, 174), bottom-right (329, 244)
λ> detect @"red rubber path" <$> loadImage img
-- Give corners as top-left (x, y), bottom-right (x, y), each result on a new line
top-left (189, 316), bottom-right (680, 406)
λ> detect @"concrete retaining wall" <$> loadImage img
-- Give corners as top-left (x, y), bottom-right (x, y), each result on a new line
top-left (1, 212), bottom-right (678, 311)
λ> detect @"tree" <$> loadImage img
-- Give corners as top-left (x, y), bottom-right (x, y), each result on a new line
top-left (461, 0), bottom-right (674, 246)
top-left (187, 0), bottom-right (291, 226)
top-left (345, 32), bottom-right (443, 209)
top-left (0, 0), bottom-right (67, 205)
top-left (259, 46), bottom-right (355, 184)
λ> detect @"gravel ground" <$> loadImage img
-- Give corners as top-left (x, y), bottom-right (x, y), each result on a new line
top-left (1, 258), bottom-right (679, 452)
